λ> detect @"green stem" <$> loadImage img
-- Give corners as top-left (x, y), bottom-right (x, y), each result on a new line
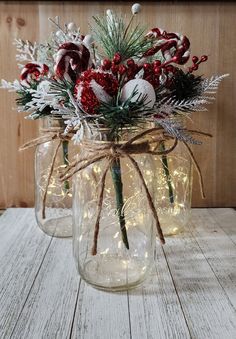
top-left (62, 140), bottom-right (70, 192)
top-left (110, 158), bottom-right (129, 250)
top-left (160, 142), bottom-right (174, 204)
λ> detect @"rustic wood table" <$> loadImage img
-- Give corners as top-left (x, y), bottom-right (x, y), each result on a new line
top-left (0, 208), bottom-right (236, 339)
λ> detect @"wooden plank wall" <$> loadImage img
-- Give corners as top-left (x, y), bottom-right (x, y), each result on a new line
top-left (0, 1), bottom-right (235, 208)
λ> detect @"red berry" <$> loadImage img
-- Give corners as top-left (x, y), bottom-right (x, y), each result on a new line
top-left (153, 60), bottom-right (161, 67)
top-left (102, 59), bottom-right (112, 70)
top-left (127, 59), bottom-right (135, 67)
top-left (111, 65), bottom-right (118, 74)
top-left (192, 56), bottom-right (199, 64)
top-left (192, 64), bottom-right (199, 71)
top-left (113, 52), bottom-right (122, 64)
top-left (154, 67), bottom-right (161, 75)
top-left (118, 65), bottom-right (127, 75)
top-left (143, 63), bottom-right (151, 71)
top-left (201, 55), bottom-right (208, 62)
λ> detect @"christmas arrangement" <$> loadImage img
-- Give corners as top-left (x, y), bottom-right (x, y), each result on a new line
top-left (1, 3), bottom-right (228, 254)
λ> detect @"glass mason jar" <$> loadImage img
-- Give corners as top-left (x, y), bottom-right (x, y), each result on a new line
top-left (153, 140), bottom-right (193, 235)
top-left (73, 127), bottom-right (156, 291)
top-left (35, 117), bottom-right (75, 237)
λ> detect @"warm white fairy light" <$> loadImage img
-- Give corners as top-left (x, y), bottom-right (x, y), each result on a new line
top-left (113, 232), bottom-right (120, 239)
top-left (100, 248), bottom-right (110, 255)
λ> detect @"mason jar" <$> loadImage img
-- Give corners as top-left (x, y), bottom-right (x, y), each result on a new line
top-left (72, 127), bottom-right (157, 291)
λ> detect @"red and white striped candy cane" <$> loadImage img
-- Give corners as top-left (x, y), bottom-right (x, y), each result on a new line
top-left (144, 28), bottom-right (190, 65)
top-left (54, 42), bottom-right (92, 82)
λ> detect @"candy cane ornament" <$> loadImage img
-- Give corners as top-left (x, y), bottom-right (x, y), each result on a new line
top-left (54, 41), bottom-right (92, 82)
top-left (144, 28), bottom-right (190, 66)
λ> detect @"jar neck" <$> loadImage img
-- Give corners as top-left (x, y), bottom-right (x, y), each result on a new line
top-left (39, 116), bottom-right (66, 134)
top-left (84, 123), bottom-right (152, 143)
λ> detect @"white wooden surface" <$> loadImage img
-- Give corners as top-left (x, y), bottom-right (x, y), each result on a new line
top-left (0, 208), bottom-right (236, 339)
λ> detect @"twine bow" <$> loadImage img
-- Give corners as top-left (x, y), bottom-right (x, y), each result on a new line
top-left (20, 127), bottom-right (74, 219)
top-left (60, 127), bottom-right (211, 255)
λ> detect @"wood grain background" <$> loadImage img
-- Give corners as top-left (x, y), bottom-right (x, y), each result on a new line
top-left (0, 1), bottom-right (235, 208)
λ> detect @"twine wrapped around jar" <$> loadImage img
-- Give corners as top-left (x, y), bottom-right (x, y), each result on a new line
top-left (60, 126), bottom-right (211, 255)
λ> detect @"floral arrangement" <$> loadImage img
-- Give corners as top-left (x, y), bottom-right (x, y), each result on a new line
top-left (1, 3), bottom-right (228, 253)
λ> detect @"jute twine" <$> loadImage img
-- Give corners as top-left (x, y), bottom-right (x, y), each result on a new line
top-left (19, 127), bottom-right (74, 219)
top-left (60, 127), bottom-right (212, 255)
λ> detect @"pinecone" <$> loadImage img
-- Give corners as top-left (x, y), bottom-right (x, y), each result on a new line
top-left (170, 70), bottom-right (203, 100)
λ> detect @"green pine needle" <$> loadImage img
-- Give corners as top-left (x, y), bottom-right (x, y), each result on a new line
top-left (16, 90), bottom-right (33, 107)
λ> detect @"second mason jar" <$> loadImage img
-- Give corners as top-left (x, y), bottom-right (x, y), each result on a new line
top-left (153, 140), bottom-right (193, 235)
top-left (35, 117), bottom-right (76, 238)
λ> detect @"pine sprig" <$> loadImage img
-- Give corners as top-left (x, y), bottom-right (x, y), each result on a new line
top-left (158, 119), bottom-right (202, 145)
top-left (96, 89), bottom-right (153, 139)
top-left (156, 97), bottom-right (208, 115)
top-left (200, 74), bottom-right (229, 94)
top-left (16, 90), bottom-right (33, 107)
top-left (14, 39), bottom-right (39, 67)
top-left (26, 105), bottom-right (53, 120)
top-left (92, 12), bottom-right (151, 60)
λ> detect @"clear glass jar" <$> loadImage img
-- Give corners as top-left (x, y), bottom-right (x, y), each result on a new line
top-left (73, 128), bottom-right (156, 291)
top-left (35, 117), bottom-right (76, 237)
top-left (153, 141), bottom-right (193, 235)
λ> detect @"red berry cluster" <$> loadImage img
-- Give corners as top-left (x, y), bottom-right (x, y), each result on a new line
top-left (142, 61), bottom-right (178, 88)
top-left (101, 52), bottom-right (178, 89)
top-left (75, 69), bottom-right (119, 114)
top-left (101, 53), bottom-right (142, 80)
top-left (189, 55), bottom-right (208, 73)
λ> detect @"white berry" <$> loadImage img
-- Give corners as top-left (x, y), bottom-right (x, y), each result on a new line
top-left (132, 3), bottom-right (141, 15)
top-left (67, 22), bottom-right (77, 31)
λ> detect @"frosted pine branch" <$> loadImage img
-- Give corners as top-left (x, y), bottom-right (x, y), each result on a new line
top-left (14, 39), bottom-right (39, 66)
top-left (156, 97), bottom-right (209, 115)
top-left (157, 119), bottom-right (202, 145)
top-left (201, 74), bottom-right (229, 94)
top-left (1, 79), bottom-right (24, 92)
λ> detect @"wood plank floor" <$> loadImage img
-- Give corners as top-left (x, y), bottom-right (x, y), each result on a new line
top-left (0, 208), bottom-right (236, 339)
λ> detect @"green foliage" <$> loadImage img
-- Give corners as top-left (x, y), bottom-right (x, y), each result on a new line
top-left (92, 13), bottom-right (152, 60)
top-left (16, 83), bottom-right (54, 119)
top-left (96, 88), bottom-right (153, 140)
top-left (16, 90), bottom-right (33, 108)
top-left (49, 78), bottom-right (74, 105)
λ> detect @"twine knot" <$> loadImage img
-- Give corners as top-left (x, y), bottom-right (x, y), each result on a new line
top-left (109, 144), bottom-right (121, 159)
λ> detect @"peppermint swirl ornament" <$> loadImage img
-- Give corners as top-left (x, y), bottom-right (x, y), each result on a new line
top-left (20, 62), bottom-right (49, 87)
